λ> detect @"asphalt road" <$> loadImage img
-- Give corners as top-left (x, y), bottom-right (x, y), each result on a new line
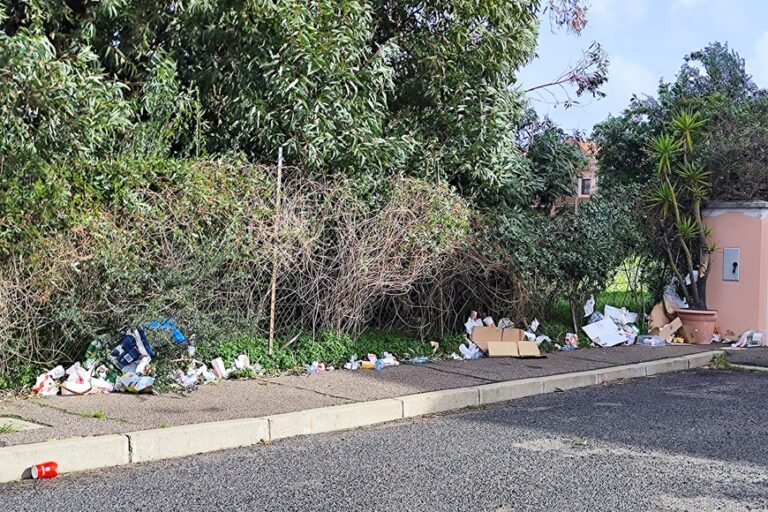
top-left (2, 369), bottom-right (767, 511)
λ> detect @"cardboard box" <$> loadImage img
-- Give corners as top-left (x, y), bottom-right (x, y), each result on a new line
top-left (487, 340), bottom-right (541, 358)
top-left (473, 327), bottom-right (541, 357)
top-left (501, 328), bottom-right (524, 342)
top-left (649, 317), bottom-right (683, 343)
top-left (471, 327), bottom-right (503, 352)
top-left (648, 302), bottom-right (671, 330)
top-left (487, 341), bottom-right (519, 357)
top-left (516, 340), bottom-right (541, 357)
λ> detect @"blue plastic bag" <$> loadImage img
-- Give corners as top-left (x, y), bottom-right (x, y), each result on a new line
top-left (145, 318), bottom-right (187, 343)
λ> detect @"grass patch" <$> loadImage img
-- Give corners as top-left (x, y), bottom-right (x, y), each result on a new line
top-left (158, 422), bottom-right (171, 429)
top-left (193, 329), bottom-right (462, 377)
top-left (0, 423), bottom-right (20, 433)
top-left (79, 411), bottom-right (107, 420)
top-left (228, 368), bottom-right (256, 380)
top-left (710, 354), bottom-right (732, 369)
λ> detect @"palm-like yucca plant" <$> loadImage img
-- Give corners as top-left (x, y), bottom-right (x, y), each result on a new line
top-left (677, 216), bottom-right (700, 240)
top-left (677, 162), bottom-right (711, 190)
top-left (649, 181), bottom-right (676, 219)
top-left (648, 110), bottom-right (712, 310)
top-left (650, 134), bottom-right (681, 176)
top-left (671, 110), bottom-right (707, 151)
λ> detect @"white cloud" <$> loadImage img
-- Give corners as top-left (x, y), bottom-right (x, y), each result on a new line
top-left (608, 54), bottom-right (658, 98)
top-left (589, 0), bottom-right (647, 23)
top-left (749, 31), bottom-right (768, 88)
top-left (671, 0), bottom-right (709, 9)
top-left (597, 54), bottom-right (658, 119)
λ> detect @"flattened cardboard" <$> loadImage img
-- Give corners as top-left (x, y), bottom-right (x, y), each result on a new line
top-left (471, 327), bottom-right (503, 352)
top-left (501, 328), bottom-right (524, 342)
top-left (649, 317), bottom-right (682, 343)
top-left (648, 302), bottom-right (671, 330)
top-left (516, 340), bottom-right (541, 357)
top-left (582, 318), bottom-right (626, 347)
top-left (488, 341), bottom-right (519, 357)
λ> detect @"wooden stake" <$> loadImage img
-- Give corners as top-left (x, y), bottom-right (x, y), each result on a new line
top-left (269, 147), bottom-right (283, 354)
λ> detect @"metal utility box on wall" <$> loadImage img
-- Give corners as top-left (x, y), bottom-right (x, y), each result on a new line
top-left (722, 248), bottom-right (740, 282)
top-left (704, 202), bottom-right (768, 335)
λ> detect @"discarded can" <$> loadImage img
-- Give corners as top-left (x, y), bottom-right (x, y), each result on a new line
top-left (31, 461), bottom-right (58, 479)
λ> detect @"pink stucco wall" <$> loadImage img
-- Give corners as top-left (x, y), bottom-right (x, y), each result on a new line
top-left (704, 203), bottom-right (768, 335)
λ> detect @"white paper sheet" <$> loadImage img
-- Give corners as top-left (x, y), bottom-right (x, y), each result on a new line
top-left (604, 304), bottom-right (638, 325)
top-left (582, 318), bottom-right (626, 347)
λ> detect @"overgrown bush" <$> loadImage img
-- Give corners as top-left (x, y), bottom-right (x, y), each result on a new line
top-left (0, 156), bottom-right (482, 379)
top-left (0, 1), bottom-right (622, 385)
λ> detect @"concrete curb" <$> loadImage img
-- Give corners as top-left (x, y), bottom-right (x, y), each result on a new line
top-left (265, 399), bottom-right (403, 440)
top-left (477, 377), bottom-right (543, 405)
top-left (127, 418), bottom-right (270, 463)
top-left (400, 387), bottom-right (479, 417)
top-left (0, 435), bottom-right (129, 483)
top-left (728, 363), bottom-right (768, 373)
top-left (0, 350), bottom-right (723, 483)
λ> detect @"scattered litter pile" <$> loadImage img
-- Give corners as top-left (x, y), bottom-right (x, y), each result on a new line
top-left (462, 311), bottom-right (544, 358)
top-left (581, 304), bottom-right (640, 347)
top-left (583, 285), bottom-right (768, 349)
top-left (30, 293), bottom-right (766, 397)
top-left (31, 318), bottom-right (262, 396)
top-left (337, 352), bottom-right (400, 372)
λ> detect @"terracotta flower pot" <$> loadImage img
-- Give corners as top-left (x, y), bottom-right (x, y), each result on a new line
top-left (676, 309), bottom-right (718, 344)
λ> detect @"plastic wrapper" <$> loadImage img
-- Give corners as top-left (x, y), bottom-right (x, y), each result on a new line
top-left (115, 373), bottom-right (155, 393)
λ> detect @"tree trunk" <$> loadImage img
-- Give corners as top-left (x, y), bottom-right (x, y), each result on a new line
top-left (695, 273), bottom-right (708, 310)
top-left (570, 296), bottom-right (581, 334)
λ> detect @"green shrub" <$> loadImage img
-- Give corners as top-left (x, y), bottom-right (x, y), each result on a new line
top-left (0, 156), bottom-right (474, 384)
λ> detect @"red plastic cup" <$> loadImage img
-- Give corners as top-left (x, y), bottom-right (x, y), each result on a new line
top-left (31, 461), bottom-right (58, 479)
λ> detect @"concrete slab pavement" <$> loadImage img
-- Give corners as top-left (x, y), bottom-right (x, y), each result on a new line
top-left (0, 347), bottom-right (725, 483)
top-left (265, 362), bottom-right (491, 401)
top-left (0, 345), bottom-right (719, 449)
top-left (723, 347), bottom-right (768, 367)
top-left (0, 380), bottom-right (348, 447)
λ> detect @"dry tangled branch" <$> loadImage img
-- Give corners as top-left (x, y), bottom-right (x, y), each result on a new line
top-left (0, 161), bottom-right (531, 374)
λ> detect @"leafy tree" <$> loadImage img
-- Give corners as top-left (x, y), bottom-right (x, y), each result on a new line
top-left (2, 0), bottom-right (604, 197)
top-left (648, 111), bottom-right (712, 309)
top-left (706, 93), bottom-right (768, 201)
top-left (525, 128), bottom-right (586, 210)
top-left (594, 42), bottom-right (768, 306)
top-left (542, 190), bottom-right (643, 331)
top-left (673, 42), bottom-right (757, 102)
top-left (0, 27), bottom-right (132, 173)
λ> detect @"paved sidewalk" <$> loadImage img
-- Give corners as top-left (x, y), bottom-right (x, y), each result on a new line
top-left (723, 346), bottom-right (768, 367)
top-left (0, 345), bottom-right (714, 448)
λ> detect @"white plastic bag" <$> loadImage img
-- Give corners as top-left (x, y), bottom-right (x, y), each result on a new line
top-left (32, 373), bottom-right (59, 396)
top-left (61, 363), bottom-right (92, 395)
top-left (583, 295), bottom-right (595, 318)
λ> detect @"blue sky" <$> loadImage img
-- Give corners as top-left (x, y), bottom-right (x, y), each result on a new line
top-left (517, 0), bottom-right (768, 133)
